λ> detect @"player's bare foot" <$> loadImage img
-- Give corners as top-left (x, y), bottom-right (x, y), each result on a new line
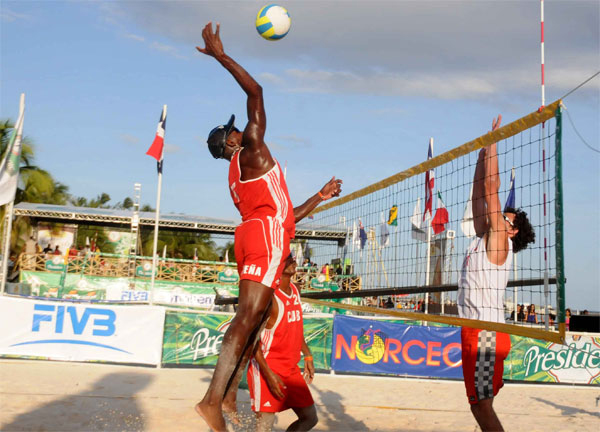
top-left (195, 401), bottom-right (228, 432)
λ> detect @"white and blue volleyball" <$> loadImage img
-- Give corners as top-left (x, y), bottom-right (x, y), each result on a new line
top-left (256, 4), bottom-right (291, 41)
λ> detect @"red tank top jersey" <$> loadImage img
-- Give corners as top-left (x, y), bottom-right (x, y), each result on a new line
top-left (228, 150), bottom-right (295, 238)
top-left (260, 282), bottom-right (304, 376)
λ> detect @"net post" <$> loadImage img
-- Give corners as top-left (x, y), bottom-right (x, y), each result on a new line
top-left (554, 101), bottom-right (566, 343)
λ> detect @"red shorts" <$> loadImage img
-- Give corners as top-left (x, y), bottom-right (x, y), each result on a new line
top-left (247, 361), bottom-right (314, 413)
top-left (461, 327), bottom-right (511, 405)
top-left (234, 218), bottom-right (291, 289)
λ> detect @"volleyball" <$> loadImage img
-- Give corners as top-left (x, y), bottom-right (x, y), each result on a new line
top-left (255, 4), bottom-right (291, 41)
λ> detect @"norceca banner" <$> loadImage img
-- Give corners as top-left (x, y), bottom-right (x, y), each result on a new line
top-left (0, 297), bottom-right (165, 365)
top-left (331, 315), bottom-right (462, 378)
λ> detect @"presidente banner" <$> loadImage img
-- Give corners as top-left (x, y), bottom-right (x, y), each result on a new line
top-left (504, 334), bottom-right (600, 384)
top-left (161, 311), bottom-right (333, 370)
top-left (0, 296), bottom-right (165, 365)
top-left (331, 315), bottom-right (462, 378)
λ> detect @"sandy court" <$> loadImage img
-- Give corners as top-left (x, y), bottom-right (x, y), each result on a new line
top-left (0, 359), bottom-right (598, 432)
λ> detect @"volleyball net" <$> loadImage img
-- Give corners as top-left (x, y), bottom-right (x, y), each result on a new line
top-left (295, 100), bottom-right (565, 343)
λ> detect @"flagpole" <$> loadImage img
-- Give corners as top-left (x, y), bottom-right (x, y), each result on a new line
top-left (0, 93), bottom-right (25, 295)
top-left (0, 201), bottom-right (14, 295)
top-left (424, 216), bottom-right (432, 315)
top-left (149, 104), bottom-right (167, 305)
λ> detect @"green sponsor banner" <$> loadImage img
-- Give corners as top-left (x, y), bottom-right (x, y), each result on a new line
top-left (19, 271), bottom-right (239, 305)
top-left (162, 311), bottom-right (233, 366)
top-left (504, 334), bottom-right (600, 384)
top-left (218, 269), bottom-right (239, 283)
top-left (310, 277), bottom-right (339, 291)
top-left (161, 311), bottom-right (333, 370)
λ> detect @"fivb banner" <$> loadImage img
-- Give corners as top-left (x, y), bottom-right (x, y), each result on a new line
top-left (331, 315), bottom-right (462, 378)
top-left (0, 297), bottom-right (164, 365)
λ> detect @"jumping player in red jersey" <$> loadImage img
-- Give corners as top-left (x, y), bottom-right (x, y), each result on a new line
top-left (195, 22), bottom-right (342, 432)
top-left (221, 254), bottom-right (317, 431)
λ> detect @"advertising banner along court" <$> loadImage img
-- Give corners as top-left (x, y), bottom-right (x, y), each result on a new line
top-left (0, 296), bottom-right (165, 365)
top-left (331, 315), bottom-right (463, 378)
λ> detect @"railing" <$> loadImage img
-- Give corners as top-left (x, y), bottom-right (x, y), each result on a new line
top-left (16, 253), bottom-right (363, 290)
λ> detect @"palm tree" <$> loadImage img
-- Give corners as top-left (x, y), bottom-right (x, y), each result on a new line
top-left (1, 119), bottom-right (70, 255)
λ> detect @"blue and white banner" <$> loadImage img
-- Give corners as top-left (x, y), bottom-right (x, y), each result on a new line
top-left (331, 315), bottom-right (463, 378)
top-left (0, 297), bottom-right (165, 365)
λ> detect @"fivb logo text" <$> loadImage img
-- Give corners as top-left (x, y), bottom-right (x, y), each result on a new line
top-left (33, 304), bottom-right (116, 336)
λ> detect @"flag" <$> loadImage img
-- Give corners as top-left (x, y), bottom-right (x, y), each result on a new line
top-left (504, 167), bottom-right (516, 211)
top-left (341, 226), bottom-right (349, 264)
top-left (423, 138), bottom-right (434, 221)
top-left (294, 242), bottom-right (304, 266)
top-left (146, 105), bottom-right (167, 174)
top-left (352, 221), bottom-right (359, 251)
top-left (380, 219), bottom-right (390, 247)
top-left (432, 191), bottom-right (449, 235)
top-left (303, 241), bottom-right (311, 260)
top-left (224, 249), bottom-right (229, 263)
top-left (359, 219), bottom-right (367, 250)
top-left (193, 248), bottom-right (198, 261)
top-left (387, 205), bottom-right (398, 226)
top-left (461, 185), bottom-right (476, 238)
top-left (162, 244), bottom-right (167, 260)
top-left (0, 94), bottom-right (25, 206)
top-left (411, 198), bottom-right (427, 242)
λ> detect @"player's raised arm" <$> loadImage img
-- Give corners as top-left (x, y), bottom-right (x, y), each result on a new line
top-left (293, 177), bottom-right (343, 223)
top-left (196, 22), bottom-right (267, 154)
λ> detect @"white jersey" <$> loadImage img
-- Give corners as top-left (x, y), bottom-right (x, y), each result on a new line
top-left (458, 235), bottom-right (513, 323)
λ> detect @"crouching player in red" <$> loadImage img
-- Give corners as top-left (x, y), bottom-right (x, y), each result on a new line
top-left (247, 254), bottom-right (317, 432)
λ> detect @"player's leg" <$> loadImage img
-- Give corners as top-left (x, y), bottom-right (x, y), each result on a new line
top-left (196, 279), bottom-right (273, 431)
top-left (287, 404), bottom-right (318, 432)
top-left (256, 412), bottom-right (276, 432)
top-left (470, 398), bottom-right (503, 432)
top-left (222, 303), bottom-right (272, 415)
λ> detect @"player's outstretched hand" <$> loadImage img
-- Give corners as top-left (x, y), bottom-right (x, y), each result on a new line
top-left (196, 22), bottom-right (225, 59)
top-left (320, 177), bottom-right (343, 200)
top-left (303, 358), bottom-right (315, 384)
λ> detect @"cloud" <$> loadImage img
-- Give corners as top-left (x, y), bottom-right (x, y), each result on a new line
top-left (164, 143), bottom-right (181, 154)
top-left (150, 41), bottom-right (188, 60)
top-left (119, 134), bottom-right (139, 145)
top-left (1, 7), bottom-right (32, 22)
top-left (124, 33), bottom-right (145, 42)
top-left (97, 1), bottom-right (599, 99)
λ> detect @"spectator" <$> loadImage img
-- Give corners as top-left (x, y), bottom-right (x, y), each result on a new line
top-left (565, 308), bottom-right (571, 330)
top-left (384, 297), bottom-right (394, 309)
top-left (582, 309), bottom-right (589, 315)
top-left (526, 304), bottom-right (538, 323)
top-left (53, 245), bottom-right (62, 256)
top-left (518, 304), bottom-right (526, 322)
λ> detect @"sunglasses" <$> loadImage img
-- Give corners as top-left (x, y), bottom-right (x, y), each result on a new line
top-left (503, 214), bottom-right (515, 228)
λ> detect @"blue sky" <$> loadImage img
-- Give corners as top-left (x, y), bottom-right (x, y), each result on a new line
top-left (1, 1), bottom-right (598, 310)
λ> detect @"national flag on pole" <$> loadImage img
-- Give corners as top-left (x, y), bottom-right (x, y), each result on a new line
top-left (0, 94), bottom-right (25, 206)
top-left (146, 105), bottom-right (167, 174)
top-left (423, 138), bottom-right (434, 221)
top-left (504, 167), bottom-right (516, 211)
top-left (461, 185), bottom-right (476, 238)
top-left (432, 191), bottom-right (449, 235)
top-left (411, 198), bottom-right (427, 242)
top-left (359, 219), bottom-right (367, 250)
top-left (387, 205), bottom-right (398, 226)
top-left (224, 249), bottom-right (230, 263)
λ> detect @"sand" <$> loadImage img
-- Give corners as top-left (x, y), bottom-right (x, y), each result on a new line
top-left (0, 359), bottom-right (598, 431)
